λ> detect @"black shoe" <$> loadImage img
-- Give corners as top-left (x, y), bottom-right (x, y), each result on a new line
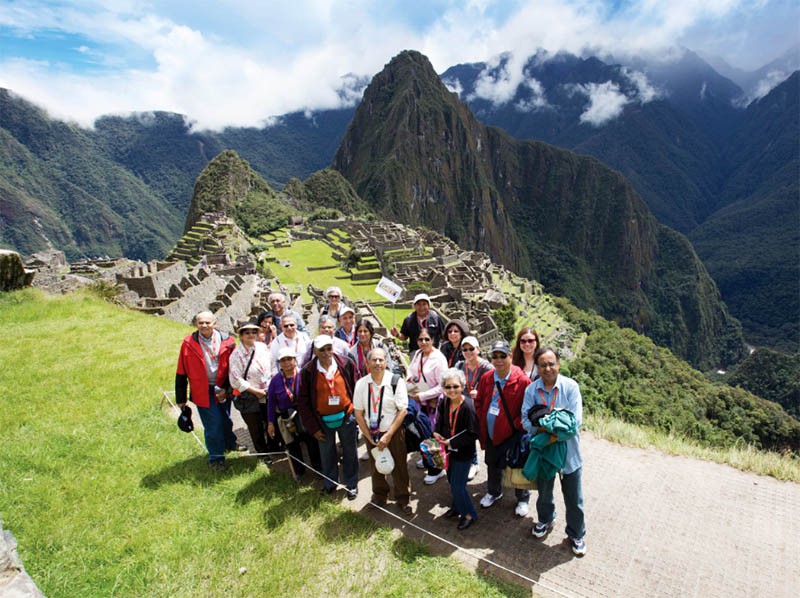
top-left (320, 486), bottom-right (335, 496)
top-left (444, 507), bottom-right (459, 519)
top-left (261, 456), bottom-right (273, 466)
top-left (208, 461), bottom-right (227, 472)
top-left (346, 488), bottom-right (358, 501)
top-left (457, 516), bottom-right (476, 530)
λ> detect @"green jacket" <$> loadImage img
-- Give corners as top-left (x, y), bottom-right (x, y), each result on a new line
top-left (522, 409), bottom-right (578, 481)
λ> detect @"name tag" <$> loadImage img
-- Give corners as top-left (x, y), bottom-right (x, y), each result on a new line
top-left (488, 405), bottom-right (500, 417)
top-left (328, 395), bottom-right (341, 406)
top-left (369, 414), bottom-right (379, 429)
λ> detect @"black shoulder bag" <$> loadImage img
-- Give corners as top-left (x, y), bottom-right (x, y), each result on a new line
top-left (496, 381), bottom-right (531, 469)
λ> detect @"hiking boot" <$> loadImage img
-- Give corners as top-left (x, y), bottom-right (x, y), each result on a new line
top-left (531, 519), bottom-right (555, 539)
top-left (570, 536), bottom-right (587, 556)
top-left (479, 492), bottom-right (503, 508)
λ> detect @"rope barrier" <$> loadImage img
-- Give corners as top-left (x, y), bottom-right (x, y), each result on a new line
top-left (162, 390), bottom-right (582, 598)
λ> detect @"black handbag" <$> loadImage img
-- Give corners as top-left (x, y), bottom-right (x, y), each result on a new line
top-left (233, 351), bottom-right (262, 415)
top-left (496, 381), bottom-right (531, 469)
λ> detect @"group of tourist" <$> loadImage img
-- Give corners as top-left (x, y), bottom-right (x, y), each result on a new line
top-left (175, 291), bottom-right (587, 556)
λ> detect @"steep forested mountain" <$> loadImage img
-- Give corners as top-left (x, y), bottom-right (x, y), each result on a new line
top-left (333, 50), bottom-right (744, 370)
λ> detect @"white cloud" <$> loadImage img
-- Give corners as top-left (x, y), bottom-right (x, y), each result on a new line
top-left (623, 68), bottom-right (660, 103)
top-left (748, 69), bottom-right (792, 102)
top-left (0, 0), bottom-right (795, 129)
top-left (515, 78), bottom-right (549, 112)
top-left (570, 81), bottom-right (630, 126)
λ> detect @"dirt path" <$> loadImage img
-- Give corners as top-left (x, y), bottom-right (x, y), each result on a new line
top-left (228, 411), bottom-right (800, 597)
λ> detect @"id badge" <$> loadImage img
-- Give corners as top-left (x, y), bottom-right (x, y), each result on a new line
top-left (488, 404), bottom-right (500, 417)
top-left (369, 414), bottom-right (379, 429)
top-left (328, 395), bottom-right (341, 406)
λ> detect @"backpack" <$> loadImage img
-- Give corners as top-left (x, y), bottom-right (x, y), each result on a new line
top-left (402, 388), bottom-right (433, 453)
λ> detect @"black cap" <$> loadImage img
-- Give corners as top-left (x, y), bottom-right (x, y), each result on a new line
top-left (178, 405), bottom-right (194, 433)
top-left (490, 340), bottom-right (511, 355)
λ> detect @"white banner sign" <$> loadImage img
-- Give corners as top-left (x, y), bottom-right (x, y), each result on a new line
top-left (375, 276), bottom-right (403, 303)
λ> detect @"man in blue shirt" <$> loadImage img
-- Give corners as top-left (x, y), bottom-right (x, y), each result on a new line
top-left (521, 347), bottom-right (587, 556)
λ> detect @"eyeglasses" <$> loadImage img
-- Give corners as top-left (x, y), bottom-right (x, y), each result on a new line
top-left (443, 385), bottom-right (462, 390)
top-left (282, 323), bottom-right (296, 328)
top-left (462, 347), bottom-right (476, 352)
top-left (519, 338), bottom-right (537, 345)
top-left (418, 338), bottom-right (432, 343)
top-left (448, 329), bottom-right (461, 334)
top-left (328, 295), bottom-right (340, 299)
top-left (240, 330), bottom-right (258, 335)
top-left (491, 353), bottom-right (509, 360)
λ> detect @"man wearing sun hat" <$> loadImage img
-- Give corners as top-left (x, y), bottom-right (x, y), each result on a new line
top-left (297, 335), bottom-right (359, 498)
top-left (390, 293), bottom-right (446, 352)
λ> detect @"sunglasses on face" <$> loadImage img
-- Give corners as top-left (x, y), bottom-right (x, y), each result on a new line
top-left (491, 353), bottom-right (509, 360)
top-left (443, 385), bottom-right (462, 390)
top-left (462, 346), bottom-right (476, 352)
top-left (328, 295), bottom-right (340, 299)
top-left (283, 323), bottom-right (296, 328)
top-left (519, 338), bottom-right (537, 344)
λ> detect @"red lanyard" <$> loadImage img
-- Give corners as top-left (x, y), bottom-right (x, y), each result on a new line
top-left (282, 373), bottom-right (297, 402)
top-left (449, 402), bottom-right (462, 436)
top-left (284, 336), bottom-right (299, 352)
top-left (465, 364), bottom-right (479, 391)
top-left (357, 344), bottom-right (368, 374)
top-left (343, 329), bottom-right (357, 347)
top-left (369, 383), bottom-right (383, 418)
top-left (199, 334), bottom-right (219, 365)
top-left (539, 387), bottom-right (558, 410)
top-left (448, 347), bottom-right (458, 367)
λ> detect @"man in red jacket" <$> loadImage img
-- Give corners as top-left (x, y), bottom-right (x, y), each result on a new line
top-left (474, 340), bottom-right (533, 517)
top-left (175, 311), bottom-right (241, 471)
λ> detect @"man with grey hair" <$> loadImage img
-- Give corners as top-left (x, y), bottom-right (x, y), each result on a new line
top-left (317, 315), bottom-right (351, 358)
top-left (270, 313), bottom-right (311, 372)
top-left (175, 310), bottom-right (241, 471)
top-left (259, 291), bottom-right (309, 338)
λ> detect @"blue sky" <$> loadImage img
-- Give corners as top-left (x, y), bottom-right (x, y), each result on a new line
top-left (0, 0), bottom-right (797, 130)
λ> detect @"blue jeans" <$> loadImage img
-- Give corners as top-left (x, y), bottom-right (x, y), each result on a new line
top-left (317, 412), bottom-right (359, 492)
top-left (536, 467), bottom-right (585, 540)
top-left (196, 385), bottom-right (237, 463)
top-left (448, 459), bottom-right (477, 520)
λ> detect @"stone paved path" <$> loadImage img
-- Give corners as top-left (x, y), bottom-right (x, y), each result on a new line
top-left (229, 409), bottom-right (800, 597)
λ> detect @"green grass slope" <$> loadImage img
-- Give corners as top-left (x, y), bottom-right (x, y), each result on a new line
top-left (0, 289), bottom-right (521, 597)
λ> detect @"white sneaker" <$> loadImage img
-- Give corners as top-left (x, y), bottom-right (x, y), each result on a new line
top-left (423, 470), bottom-right (447, 484)
top-left (415, 458), bottom-right (425, 469)
top-left (468, 464), bottom-right (479, 480)
top-left (360, 451), bottom-right (370, 461)
top-left (479, 492), bottom-right (503, 508)
top-left (514, 502), bottom-right (530, 517)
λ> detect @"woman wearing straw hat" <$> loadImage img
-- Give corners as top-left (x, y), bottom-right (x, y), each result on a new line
top-left (228, 321), bottom-right (273, 464)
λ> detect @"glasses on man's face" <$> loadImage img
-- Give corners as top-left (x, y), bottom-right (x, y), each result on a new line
top-left (418, 338), bottom-right (432, 343)
top-left (443, 385), bottom-right (462, 390)
top-left (462, 347), bottom-right (476, 352)
top-left (283, 323), bottom-right (296, 328)
top-left (241, 330), bottom-right (258, 335)
top-left (491, 353), bottom-right (508, 360)
top-left (519, 338), bottom-right (536, 345)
